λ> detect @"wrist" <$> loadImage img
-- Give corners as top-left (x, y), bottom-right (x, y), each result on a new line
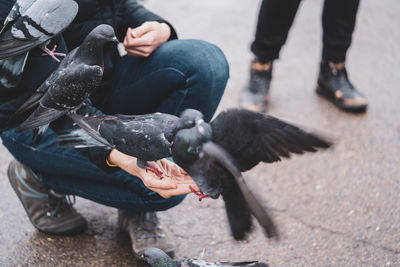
top-left (106, 149), bottom-right (119, 167)
top-left (108, 149), bottom-right (141, 176)
top-left (159, 22), bottom-right (171, 42)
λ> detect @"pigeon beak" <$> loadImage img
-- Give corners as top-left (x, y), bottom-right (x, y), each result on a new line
top-left (195, 119), bottom-right (204, 126)
top-left (112, 36), bottom-right (120, 44)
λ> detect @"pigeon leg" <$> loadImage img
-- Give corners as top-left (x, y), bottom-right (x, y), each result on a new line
top-left (41, 45), bottom-right (66, 62)
top-left (189, 185), bottom-right (210, 201)
top-left (146, 166), bottom-right (164, 179)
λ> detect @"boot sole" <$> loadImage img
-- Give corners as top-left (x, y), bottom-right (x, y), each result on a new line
top-left (7, 161), bottom-right (87, 236)
top-left (316, 84), bottom-right (367, 113)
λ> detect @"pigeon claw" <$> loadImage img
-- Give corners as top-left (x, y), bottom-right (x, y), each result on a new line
top-left (189, 185), bottom-right (210, 201)
top-left (146, 166), bottom-right (164, 179)
top-left (41, 45), bottom-right (66, 62)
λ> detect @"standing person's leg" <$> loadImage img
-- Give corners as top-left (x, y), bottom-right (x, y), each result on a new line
top-left (240, 0), bottom-right (301, 112)
top-left (317, 0), bottom-right (367, 112)
top-left (322, 0), bottom-right (360, 63)
top-left (251, 0), bottom-right (301, 62)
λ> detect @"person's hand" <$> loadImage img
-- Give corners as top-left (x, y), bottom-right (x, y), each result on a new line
top-left (123, 21), bottom-right (171, 57)
top-left (108, 149), bottom-right (199, 198)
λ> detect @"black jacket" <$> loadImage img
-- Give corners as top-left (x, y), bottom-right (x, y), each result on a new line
top-left (0, 0), bottom-right (177, 171)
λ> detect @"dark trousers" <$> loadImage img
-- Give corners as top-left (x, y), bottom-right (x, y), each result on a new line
top-left (251, 0), bottom-right (360, 63)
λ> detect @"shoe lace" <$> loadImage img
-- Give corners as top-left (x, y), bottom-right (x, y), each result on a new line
top-left (46, 190), bottom-right (76, 217)
top-left (135, 212), bottom-right (165, 240)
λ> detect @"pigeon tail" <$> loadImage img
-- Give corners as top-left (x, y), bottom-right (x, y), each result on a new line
top-left (222, 181), bottom-right (253, 240)
top-left (66, 113), bottom-right (111, 147)
top-left (202, 142), bottom-right (279, 240)
top-left (57, 128), bottom-right (108, 148)
top-left (16, 105), bottom-right (67, 133)
top-left (32, 124), bottom-right (49, 144)
top-left (0, 52), bottom-right (28, 88)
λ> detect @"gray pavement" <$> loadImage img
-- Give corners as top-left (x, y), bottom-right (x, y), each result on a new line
top-left (1, 0), bottom-right (399, 266)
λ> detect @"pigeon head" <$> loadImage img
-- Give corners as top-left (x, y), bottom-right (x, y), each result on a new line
top-left (164, 109), bottom-right (204, 142)
top-left (139, 248), bottom-right (177, 267)
top-left (170, 119), bottom-right (212, 166)
top-left (87, 24), bottom-right (119, 44)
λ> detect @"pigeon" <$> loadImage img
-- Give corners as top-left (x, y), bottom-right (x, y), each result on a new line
top-left (58, 112), bottom-right (180, 177)
top-left (165, 108), bottom-right (332, 240)
top-left (0, 0), bottom-right (79, 88)
top-left (11, 24), bottom-right (119, 138)
top-left (139, 247), bottom-right (269, 267)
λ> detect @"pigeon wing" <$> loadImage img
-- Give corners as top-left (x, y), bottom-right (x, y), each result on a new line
top-left (10, 47), bottom-right (78, 118)
top-left (0, 29), bottom-right (42, 59)
top-left (11, 0), bottom-right (78, 40)
top-left (0, 0), bottom-right (78, 59)
top-left (0, 0), bottom-right (36, 35)
top-left (211, 109), bottom-right (332, 171)
top-left (188, 142), bottom-right (279, 240)
top-left (15, 102), bottom-right (67, 132)
top-left (0, 52), bottom-right (28, 88)
top-left (14, 63), bottom-right (99, 132)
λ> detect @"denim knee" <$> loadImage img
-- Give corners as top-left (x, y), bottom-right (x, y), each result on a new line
top-left (169, 39), bottom-right (229, 87)
top-left (156, 39), bottom-right (230, 120)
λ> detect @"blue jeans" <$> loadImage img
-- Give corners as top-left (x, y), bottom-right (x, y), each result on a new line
top-left (1, 39), bottom-right (229, 212)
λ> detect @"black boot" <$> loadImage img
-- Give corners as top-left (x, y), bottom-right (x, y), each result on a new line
top-left (317, 61), bottom-right (367, 112)
top-left (239, 60), bottom-right (272, 112)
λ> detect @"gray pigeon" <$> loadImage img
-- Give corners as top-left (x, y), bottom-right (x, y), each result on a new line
top-left (139, 247), bottom-right (269, 267)
top-left (58, 112), bottom-right (179, 177)
top-left (12, 24), bottom-right (119, 138)
top-left (0, 0), bottom-right (79, 88)
top-left (165, 108), bottom-right (332, 240)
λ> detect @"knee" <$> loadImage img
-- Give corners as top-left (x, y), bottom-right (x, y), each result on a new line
top-left (185, 40), bottom-right (229, 86)
top-left (159, 39), bottom-right (230, 88)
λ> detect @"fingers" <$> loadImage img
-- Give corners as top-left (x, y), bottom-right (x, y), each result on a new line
top-left (131, 22), bottom-right (154, 38)
top-left (139, 169), bottom-right (177, 190)
top-left (155, 184), bottom-right (199, 199)
top-left (123, 21), bottom-right (171, 58)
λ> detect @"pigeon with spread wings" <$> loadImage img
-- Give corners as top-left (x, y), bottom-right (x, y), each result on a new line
top-left (58, 108), bottom-right (331, 240)
top-left (0, 0), bottom-right (78, 88)
top-left (165, 108), bottom-right (332, 240)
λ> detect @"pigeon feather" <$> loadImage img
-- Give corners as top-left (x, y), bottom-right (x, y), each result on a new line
top-left (167, 108), bottom-right (332, 240)
top-left (13, 24), bottom-right (119, 137)
top-left (139, 247), bottom-right (269, 267)
top-left (0, 0), bottom-right (78, 88)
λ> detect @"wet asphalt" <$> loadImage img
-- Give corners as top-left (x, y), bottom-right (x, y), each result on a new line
top-left (0, 0), bottom-right (399, 266)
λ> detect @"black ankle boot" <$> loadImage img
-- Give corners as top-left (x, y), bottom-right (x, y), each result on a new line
top-left (317, 61), bottom-right (367, 112)
top-left (239, 60), bottom-right (272, 112)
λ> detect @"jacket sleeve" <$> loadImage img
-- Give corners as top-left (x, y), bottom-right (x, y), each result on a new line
top-left (123, 0), bottom-right (178, 40)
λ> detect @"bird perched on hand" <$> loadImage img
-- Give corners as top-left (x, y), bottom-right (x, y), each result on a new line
top-left (58, 108), bottom-right (331, 241)
top-left (58, 112), bottom-right (180, 177)
top-left (10, 24), bottom-right (119, 138)
top-left (0, 0), bottom-right (79, 88)
top-left (165, 108), bottom-right (332, 241)
top-left (139, 247), bottom-right (270, 267)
